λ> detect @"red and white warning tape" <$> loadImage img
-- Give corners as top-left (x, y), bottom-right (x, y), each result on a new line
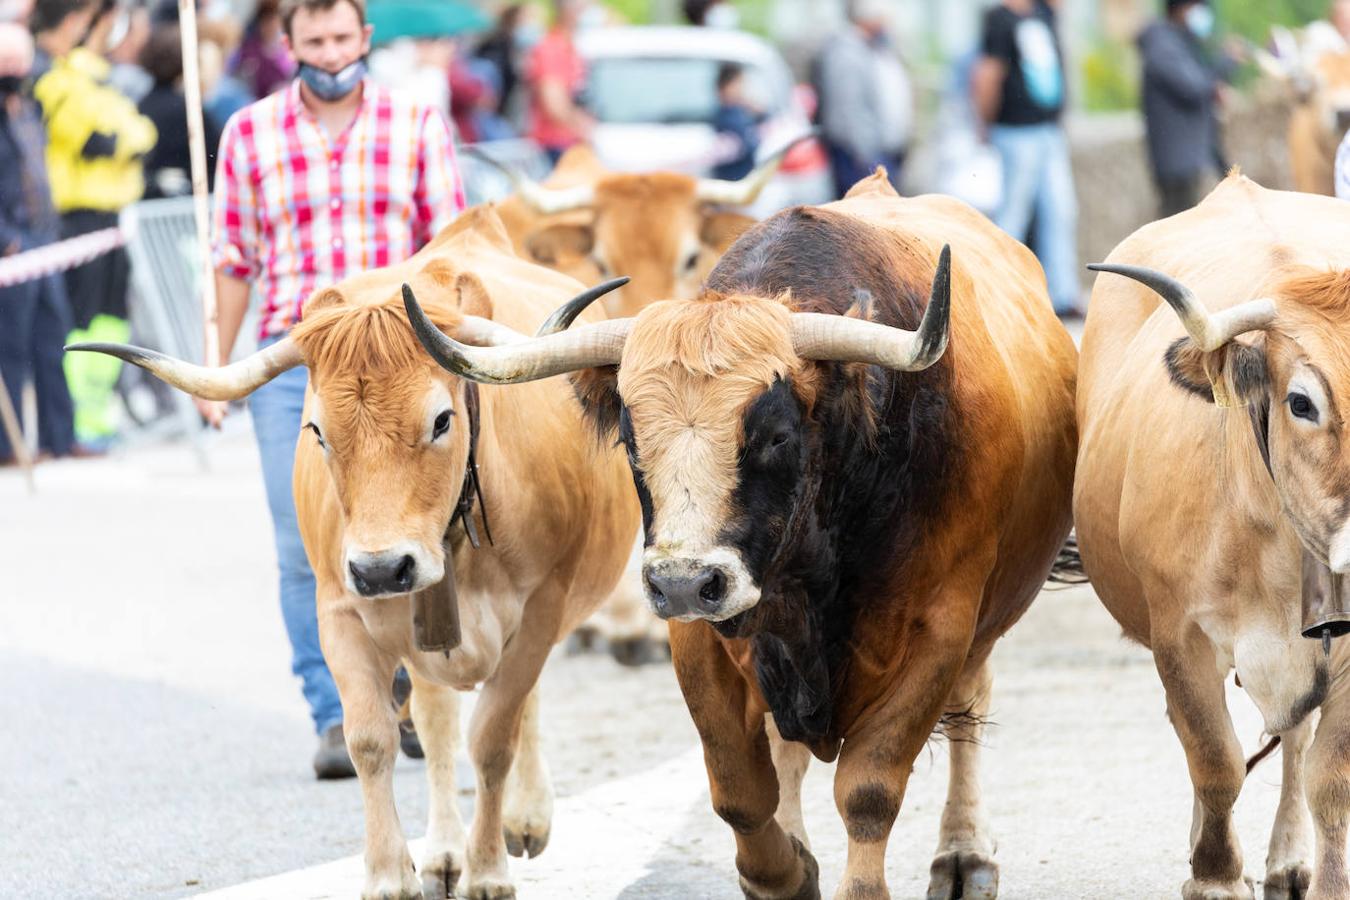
top-left (0, 227), bottom-right (125, 289)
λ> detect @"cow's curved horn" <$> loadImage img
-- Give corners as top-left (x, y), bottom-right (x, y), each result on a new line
top-left (463, 145), bottom-right (596, 215)
top-left (695, 130), bottom-right (817, 207)
top-left (790, 244), bottom-right (952, 372)
top-left (1087, 263), bottom-right (1277, 351)
top-left (535, 276), bottom-right (630, 336)
top-left (63, 337), bottom-right (302, 401)
top-left (404, 283), bottom-right (631, 384)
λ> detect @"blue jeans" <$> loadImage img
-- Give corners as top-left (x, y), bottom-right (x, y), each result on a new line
top-left (990, 123), bottom-right (1080, 313)
top-left (250, 335), bottom-right (342, 735)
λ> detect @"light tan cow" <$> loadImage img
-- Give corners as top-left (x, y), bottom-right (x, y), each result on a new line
top-left (1077, 173), bottom-right (1350, 899)
top-left (70, 208), bottom-right (640, 900)
top-left (1259, 36), bottom-right (1350, 195)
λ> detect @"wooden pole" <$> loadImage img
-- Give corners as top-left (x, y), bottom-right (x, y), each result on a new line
top-left (178, 0), bottom-right (220, 368)
top-left (0, 370), bottom-right (34, 492)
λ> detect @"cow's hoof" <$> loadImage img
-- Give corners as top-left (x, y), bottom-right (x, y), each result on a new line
top-left (1184, 877), bottom-right (1256, 900)
top-left (609, 636), bottom-right (655, 667)
top-left (458, 875), bottom-right (516, 900)
top-left (740, 835), bottom-right (820, 900)
top-left (419, 852), bottom-right (461, 899)
top-left (503, 819), bottom-right (550, 859)
top-left (1264, 863), bottom-right (1312, 900)
top-left (362, 875), bottom-right (421, 900)
top-left (926, 849), bottom-right (997, 900)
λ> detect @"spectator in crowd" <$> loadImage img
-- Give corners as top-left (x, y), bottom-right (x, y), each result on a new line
top-left (97, 0), bottom-right (152, 102)
top-left (473, 3), bottom-right (528, 117)
top-left (31, 0), bottom-right (156, 450)
top-left (972, 0), bottom-right (1080, 317)
top-left (711, 62), bottom-right (759, 181)
top-left (228, 0), bottom-right (293, 99)
top-left (0, 22), bottom-right (76, 465)
top-left (814, 0), bottom-right (912, 198)
top-left (683, 0), bottom-right (739, 28)
top-left (526, 0), bottom-right (592, 164)
top-left (138, 22), bottom-right (222, 199)
top-left (204, 0), bottom-right (464, 778)
top-left (1138, 0), bottom-right (1235, 217)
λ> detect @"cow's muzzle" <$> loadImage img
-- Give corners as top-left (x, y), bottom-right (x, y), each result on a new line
top-left (345, 543), bottom-right (444, 598)
top-left (645, 562), bottom-right (728, 620)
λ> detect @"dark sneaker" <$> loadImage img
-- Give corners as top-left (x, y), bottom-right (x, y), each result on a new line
top-left (313, 723), bottom-right (357, 780)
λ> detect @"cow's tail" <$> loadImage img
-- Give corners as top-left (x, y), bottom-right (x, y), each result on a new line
top-left (1246, 735), bottom-right (1282, 775)
top-left (1047, 531), bottom-right (1090, 586)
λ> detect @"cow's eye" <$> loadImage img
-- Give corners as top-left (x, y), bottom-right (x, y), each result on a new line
top-left (768, 431), bottom-right (790, 449)
top-left (1288, 392), bottom-right (1319, 423)
top-left (432, 409), bottom-right (454, 440)
top-left (305, 421), bottom-right (326, 448)
top-left (682, 250), bottom-right (700, 273)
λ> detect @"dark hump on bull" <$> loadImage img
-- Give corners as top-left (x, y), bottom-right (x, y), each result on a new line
top-left (711, 206), bottom-right (966, 748)
top-left (705, 205), bottom-right (931, 330)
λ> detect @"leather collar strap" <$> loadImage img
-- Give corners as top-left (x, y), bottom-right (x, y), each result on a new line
top-left (449, 382), bottom-right (493, 549)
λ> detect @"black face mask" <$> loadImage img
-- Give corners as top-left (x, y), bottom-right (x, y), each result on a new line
top-left (0, 75), bottom-right (24, 97)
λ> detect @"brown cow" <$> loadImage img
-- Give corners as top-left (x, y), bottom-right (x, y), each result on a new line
top-left (69, 208), bottom-right (640, 900)
top-left (404, 172), bottom-right (1079, 899)
top-left (1077, 173), bottom-right (1350, 899)
top-left (483, 141), bottom-right (806, 663)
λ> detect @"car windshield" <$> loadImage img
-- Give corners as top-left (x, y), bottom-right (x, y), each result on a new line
top-left (585, 56), bottom-right (779, 125)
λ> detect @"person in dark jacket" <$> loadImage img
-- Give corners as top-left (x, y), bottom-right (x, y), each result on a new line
top-left (710, 62), bottom-right (759, 181)
top-left (0, 22), bottom-right (76, 465)
top-left (1138, 0), bottom-right (1236, 216)
top-left (137, 23), bottom-right (221, 199)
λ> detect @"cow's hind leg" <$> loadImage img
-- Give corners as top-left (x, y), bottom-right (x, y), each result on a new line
top-left (1265, 715), bottom-right (1314, 900)
top-left (670, 621), bottom-right (820, 900)
top-left (322, 609), bottom-right (418, 900)
top-left (926, 656), bottom-right (997, 900)
top-left (1306, 673), bottom-right (1350, 900)
top-left (461, 607), bottom-right (558, 900)
top-left (1154, 623), bottom-right (1253, 900)
top-left (768, 714), bottom-right (812, 851)
top-left (502, 686), bottom-right (554, 859)
top-left (407, 671), bottom-right (467, 899)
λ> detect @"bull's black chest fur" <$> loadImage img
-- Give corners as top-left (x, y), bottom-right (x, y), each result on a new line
top-left (706, 206), bottom-right (962, 748)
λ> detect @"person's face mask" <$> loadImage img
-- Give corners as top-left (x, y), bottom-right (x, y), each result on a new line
top-left (296, 56), bottom-right (366, 102)
top-left (0, 74), bottom-right (23, 96)
top-left (705, 3), bottom-right (740, 29)
top-left (1185, 4), bottom-right (1215, 40)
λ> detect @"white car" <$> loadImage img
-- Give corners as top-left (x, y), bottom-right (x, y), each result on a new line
top-left (575, 26), bottom-right (832, 216)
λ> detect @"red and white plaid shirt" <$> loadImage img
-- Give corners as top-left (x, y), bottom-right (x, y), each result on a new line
top-left (212, 79), bottom-right (465, 339)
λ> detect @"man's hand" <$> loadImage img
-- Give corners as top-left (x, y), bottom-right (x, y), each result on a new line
top-left (194, 397), bottom-right (228, 429)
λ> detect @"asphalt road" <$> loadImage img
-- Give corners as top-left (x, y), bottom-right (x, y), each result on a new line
top-left (0, 422), bottom-right (1296, 900)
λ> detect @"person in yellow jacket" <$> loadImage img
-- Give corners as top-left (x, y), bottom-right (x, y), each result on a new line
top-left (31, 0), bottom-right (156, 448)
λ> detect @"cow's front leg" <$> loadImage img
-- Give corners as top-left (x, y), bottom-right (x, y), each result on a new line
top-left (768, 714), bottom-right (812, 851)
top-left (1307, 668), bottom-right (1350, 900)
top-left (832, 602), bottom-right (974, 900)
top-left (502, 686), bottom-right (553, 859)
top-left (407, 671), bottom-right (467, 899)
top-left (461, 614), bottom-right (556, 900)
top-left (670, 621), bottom-right (820, 900)
top-left (321, 608), bottom-right (416, 900)
top-left (927, 656), bottom-right (997, 900)
top-left (1266, 714), bottom-right (1314, 900)
top-left (1153, 621), bottom-right (1253, 900)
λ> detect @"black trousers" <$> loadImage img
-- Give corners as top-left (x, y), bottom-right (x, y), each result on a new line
top-left (0, 270), bottom-right (75, 458)
top-left (60, 209), bottom-right (130, 329)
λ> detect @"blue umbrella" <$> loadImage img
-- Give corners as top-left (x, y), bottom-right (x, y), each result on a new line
top-left (367, 0), bottom-right (492, 43)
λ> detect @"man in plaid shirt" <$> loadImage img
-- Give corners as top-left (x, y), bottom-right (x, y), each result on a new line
top-left (202, 0), bottom-right (464, 778)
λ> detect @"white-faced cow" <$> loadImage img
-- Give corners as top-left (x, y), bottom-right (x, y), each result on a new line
top-left (69, 208), bottom-right (640, 900)
top-left (1078, 173), bottom-right (1350, 900)
top-left (404, 172), bottom-right (1079, 899)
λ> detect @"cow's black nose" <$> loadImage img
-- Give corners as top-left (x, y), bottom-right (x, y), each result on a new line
top-left (349, 554), bottom-right (416, 597)
top-left (646, 566), bottom-right (726, 619)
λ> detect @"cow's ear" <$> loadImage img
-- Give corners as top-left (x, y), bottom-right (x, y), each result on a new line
top-left (700, 210), bottom-right (755, 252)
top-left (525, 223), bottom-right (595, 266)
top-left (570, 366), bottom-right (622, 442)
top-left (305, 287), bottom-right (345, 314)
top-left (1164, 335), bottom-right (1269, 407)
top-left (453, 272), bottom-right (494, 320)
